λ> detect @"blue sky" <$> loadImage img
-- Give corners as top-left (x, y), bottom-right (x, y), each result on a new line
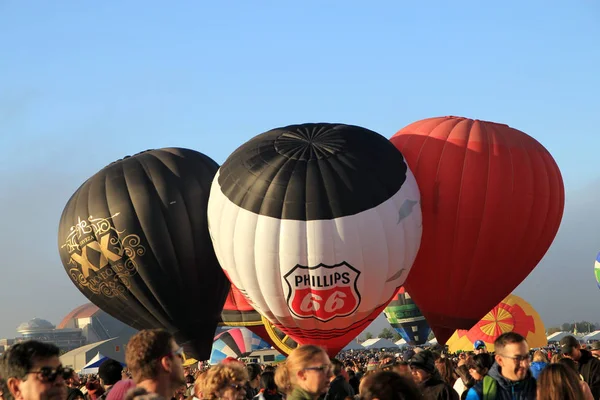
top-left (0, 1), bottom-right (599, 339)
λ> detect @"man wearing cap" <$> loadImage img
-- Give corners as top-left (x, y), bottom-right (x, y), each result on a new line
top-left (560, 335), bottom-right (600, 399)
top-left (409, 350), bottom-right (458, 400)
top-left (465, 332), bottom-right (536, 400)
top-left (474, 341), bottom-right (487, 355)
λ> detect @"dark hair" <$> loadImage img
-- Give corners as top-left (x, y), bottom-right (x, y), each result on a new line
top-left (98, 359), bottom-right (123, 386)
top-left (467, 353), bottom-right (494, 375)
top-left (0, 341), bottom-right (60, 380)
top-left (331, 359), bottom-right (344, 376)
top-left (455, 365), bottom-right (475, 388)
top-left (494, 332), bottom-right (526, 354)
top-left (558, 357), bottom-right (579, 373)
top-left (125, 329), bottom-right (174, 383)
top-left (359, 371), bottom-right (420, 400)
top-left (246, 363), bottom-right (261, 381)
top-left (260, 371), bottom-right (277, 391)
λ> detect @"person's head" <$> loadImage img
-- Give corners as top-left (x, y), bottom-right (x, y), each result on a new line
top-left (473, 340), bottom-right (487, 355)
top-left (532, 350), bottom-right (548, 363)
top-left (560, 336), bottom-right (582, 361)
top-left (245, 364), bottom-right (261, 389)
top-left (536, 363), bottom-right (584, 400)
top-left (330, 359), bottom-right (344, 378)
top-left (192, 370), bottom-right (207, 399)
top-left (273, 345), bottom-right (331, 398)
top-left (494, 332), bottom-right (530, 381)
top-left (202, 363), bottom-right (248, 400)
top-left (590, 342), bottom-right (600, 358)
top-left (358, 370), bottom-right (420, 400)
top-left (98, 359), bottom-right (123, 387)
top-left (259, 372), bottom-right (277, 392)
top-left (466, 353), bottom-right (493, 381)
top-left (408, 350), bottom-right (435, 384)
top-left (390, 361), bottom-right (410, 379)
top-left (125, 329), bottom-right (185, 387)
top-left (0, 341), bottom-right (69, 400)
top-left (454, 365), bottom-right (475, 388)
top-left (434, 357), bottom-right (454, 384)
top-left (550, 353), bottom-right (564, 364)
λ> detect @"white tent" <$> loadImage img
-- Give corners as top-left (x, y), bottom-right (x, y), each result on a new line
top-left (547, 331), bottom-right (574, 343)
top-left (428, 338), bottom-right (438, 345)
top-left (342, 341), bottom-right (364, 351)
top-left (395, 339), bottom-right (409, 348)
top-left (361, 338), bottom-right (398, 350)
top-left (583, 331), bottom-right (600, 342)
top-left (80, 352), bottom-right (105, 374)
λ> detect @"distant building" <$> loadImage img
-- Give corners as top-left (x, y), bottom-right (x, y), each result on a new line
top-left (15, 318), bottom-right (86, 352)
top-left (57, 303), bottom-right (138, 344)
top-left (5, 303), bottom-right (137, 354)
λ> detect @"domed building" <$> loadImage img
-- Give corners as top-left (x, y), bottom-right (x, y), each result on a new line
top-left (15, 318), bottom-right (86, 352)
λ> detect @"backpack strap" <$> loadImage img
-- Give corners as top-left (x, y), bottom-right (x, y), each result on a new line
top-left (482, 376), bottom-right (497, 400)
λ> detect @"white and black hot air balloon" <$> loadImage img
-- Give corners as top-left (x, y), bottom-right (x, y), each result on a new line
top-left (207, 123), bottom-right (422, 355)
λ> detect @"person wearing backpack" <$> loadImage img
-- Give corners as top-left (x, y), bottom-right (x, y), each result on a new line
top-left (465, 332), bottom-right (536, 400)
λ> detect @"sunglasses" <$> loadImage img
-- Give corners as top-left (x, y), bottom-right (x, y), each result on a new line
top-left (170, 347), bottom-right (185, 361)
top-left (27, 366), bottom-right (73, 383)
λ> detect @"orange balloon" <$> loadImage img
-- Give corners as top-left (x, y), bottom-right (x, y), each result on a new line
top-left (446, 294), bottom-right (547, 352)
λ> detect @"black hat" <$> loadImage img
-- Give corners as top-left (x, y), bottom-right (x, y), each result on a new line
top-left (409, 350), bottom-right (435, 374)
top-left (560, 335), bottom-right (580, 355)
top-left (590, 342), bottom-right (600, 351)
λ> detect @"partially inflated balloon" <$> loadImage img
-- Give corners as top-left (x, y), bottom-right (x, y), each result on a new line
top-left (219, 283), bottom-right (298, 355)
top-left (210, 327), bottom-right (272, 364)
top-left (391, 117), bottom-right (564, 343)
top-left (58, 148), bottom-right (229, 359)
top-left (208, 123), bottom-right (422, 356)
top-left (383, 287), bottom-right (431, 345)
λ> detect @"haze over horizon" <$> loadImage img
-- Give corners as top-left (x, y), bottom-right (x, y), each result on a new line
top-left (1, 1), bottom-right (599, 342)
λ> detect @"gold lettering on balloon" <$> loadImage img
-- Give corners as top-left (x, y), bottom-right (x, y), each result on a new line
top-left (61, 213), bottom-right (146, 298)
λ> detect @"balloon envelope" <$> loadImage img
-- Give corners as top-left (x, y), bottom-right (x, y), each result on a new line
top-left (383, 287), bottom-right (431, 345)
top-left (595, 253), bottom-right (600, 289)
top-left (58, 148), bottom-right (229, 359)
top-left (219, 284), bottom-right (298, 355)
top-left (208, 123), bottom-right (423, 356)
top-left (445, 294), bottom-right (547, 352)
top-left (210, 327), bottom-right (272, 364)
top-left (391, 116), bottom-right (564, 343)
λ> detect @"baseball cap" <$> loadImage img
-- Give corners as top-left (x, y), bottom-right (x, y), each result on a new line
top-left (560, 335), bottom-right (580, 355)
top-left (474, 340), bottom-right (486, 350)
top-left (590, 341), bottom-right (600, 351)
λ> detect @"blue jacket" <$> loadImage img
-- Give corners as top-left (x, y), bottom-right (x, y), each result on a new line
top-left (464, 363), bottom-right (536, 400)
top-left (529, 361), bottom-right (547, 380)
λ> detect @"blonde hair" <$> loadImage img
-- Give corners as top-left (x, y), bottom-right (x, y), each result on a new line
top-left (533, 350), bottom-right (549, 363)
top-left (551, 354), bottom-right (564, 364)
top-left (202, 363), bottom-right (248, 400)
top-left (274, 345), bottom-right (327, 394)
top-left (193, 370), bottom-right (208, 398)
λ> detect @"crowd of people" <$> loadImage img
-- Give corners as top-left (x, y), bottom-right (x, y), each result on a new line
top-left (2, 329), bottom-right (600, 400)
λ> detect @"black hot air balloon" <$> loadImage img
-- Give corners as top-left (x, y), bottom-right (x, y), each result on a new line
top-left (58, 148), bottom-right (229, 359)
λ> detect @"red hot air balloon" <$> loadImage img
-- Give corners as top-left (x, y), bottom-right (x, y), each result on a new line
top-left (390, 116), bottom-right (564, 344)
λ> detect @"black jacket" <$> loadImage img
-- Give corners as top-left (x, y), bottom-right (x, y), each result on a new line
top-left (324, 375), bottom-right (354, 400)
top-left (420, 377), bottom-right (459, 400)
top-left (578, 350), bottom-right (600, 400)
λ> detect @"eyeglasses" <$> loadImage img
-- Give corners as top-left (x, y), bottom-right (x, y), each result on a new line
top-left (304, 365), bottom-right (331, 373)
top-left (26, 366), bottom-right (73, 383)
top-left (499, 354), bottom-right (531, 363)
